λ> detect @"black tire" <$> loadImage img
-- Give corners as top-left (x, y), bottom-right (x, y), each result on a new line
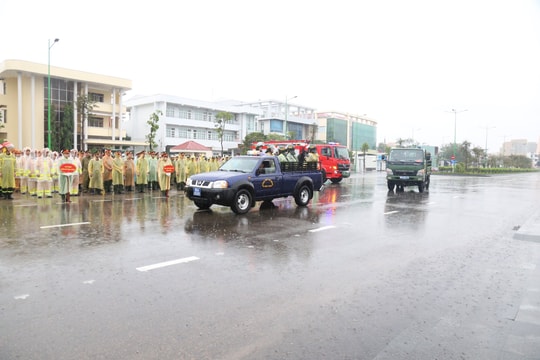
top-left (418, 182), bottom-right (425, 193)
top-left (425, 176), bottom-right (430, 190)
top-left (294, 184), bottom-right (312, 206)
top-left (330, 178), bottom-right (342, 184)
top-left (231, 189), bottom-right (253, 214)
top-left (321, 169), bottom-right (327, 184)
top-left (194, 200), bottom-right (211, 210)
top-left (387, 182), bottom-right (395, 191)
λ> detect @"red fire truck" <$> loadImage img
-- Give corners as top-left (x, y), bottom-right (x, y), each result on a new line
top-left (251, 140), bottom-right (351, 183)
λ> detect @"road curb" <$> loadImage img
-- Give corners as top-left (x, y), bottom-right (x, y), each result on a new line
top-left (514, 210), bottom-right (540, 242)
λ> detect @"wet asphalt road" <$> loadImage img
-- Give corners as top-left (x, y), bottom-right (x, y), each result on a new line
top-left (1, 172), bottom-right (540, 360)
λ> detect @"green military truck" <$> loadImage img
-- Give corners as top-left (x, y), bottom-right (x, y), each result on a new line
top-left (386, 147), bottom-right (432, 192)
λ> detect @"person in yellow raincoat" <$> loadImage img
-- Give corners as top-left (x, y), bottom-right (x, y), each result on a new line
top-left (0, 145), bottom-right (16, 199)
top-left (157, 152), bottom-right (173, 197)
top-left (175, 153), bottom-right (187, 190)
top-left (88, 151), bottom-right (104, 195)
top-left (112, 150), bottom-right (124, 194)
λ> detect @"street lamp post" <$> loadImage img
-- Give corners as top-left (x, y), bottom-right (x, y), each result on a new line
top-left (47, 38), bottom-right (59, 149)
top-left (284, 95), bottom-right (297, 139)
top-left (449, 108), bottom-right (467, 172)
top-left (483, 125), bottom-right (495, 167)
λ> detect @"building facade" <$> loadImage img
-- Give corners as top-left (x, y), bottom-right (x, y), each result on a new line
top-left (316, 112), bottom-right (377, 151)
top-left (242, 99), bottom-right (318, 140)
top-left (0, 59), bottom-right (136, 151)
top-left (125, 94), bottom-right (263, 155)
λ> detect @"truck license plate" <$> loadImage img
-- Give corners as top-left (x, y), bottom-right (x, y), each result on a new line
top-left (399, 176), bottom-right (409, 179)
top-left (193, 187), bottom-right (201, 196)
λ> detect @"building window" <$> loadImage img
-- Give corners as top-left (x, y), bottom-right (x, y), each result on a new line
top-left (0, 109), bottom-right (6, 124)
top-left (167, 127), bottom-right (176, 138)
top-left (88, 116), bottom-right (104, 127)
top-left (166, 107), bottom-right (175, 117)
top-left (89, 92), bottom-right (104, 103)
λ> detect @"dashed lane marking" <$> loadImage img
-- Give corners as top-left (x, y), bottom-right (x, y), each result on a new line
top-left (40, 222), bottom-right (91, 229)
top-left (384, 210), bottom-right (399, 215)
top-left (309, 225), bottom-right (337, 233)
top-left (136, 256), bottom-right (200, 272)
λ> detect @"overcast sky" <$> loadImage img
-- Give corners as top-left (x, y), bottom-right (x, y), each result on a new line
top-left (2, 0), bottom-right (539, 153)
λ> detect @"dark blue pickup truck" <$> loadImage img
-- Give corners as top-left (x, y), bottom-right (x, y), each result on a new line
top-left (185, 155), bottom-right (323, 214)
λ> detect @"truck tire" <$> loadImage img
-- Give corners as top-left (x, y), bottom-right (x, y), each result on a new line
top-left (387, 181), bottom-right (395, 191)
top-left (294, 184), bottom-right (312, 207)
top-left (321, 169), bottom-right (327, 184)
top-left (330, 178), bottom-right (342, 184)
top-left (418, 182), bottom-right (425, 193)
top-left (231, 189), bottom-right (253, 214)
top-left (194, 200), bottom-right (211, 210)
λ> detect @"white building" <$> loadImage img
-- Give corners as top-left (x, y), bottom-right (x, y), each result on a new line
top-left (125, 94), bottom-right (262, 155)
top-left (242, 99), bottom-right (318, 140)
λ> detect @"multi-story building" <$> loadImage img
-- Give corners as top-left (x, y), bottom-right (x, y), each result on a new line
top-left (125, 94), bottom-right (263, 155)
top-left (500, 139), bottom-right (537, 156)
top-left (0, 59), bottom-right (137, 151)
top-left (315, 111), bottom-right (377, 151)
top-left (242, 99), bottom-right (318, 140)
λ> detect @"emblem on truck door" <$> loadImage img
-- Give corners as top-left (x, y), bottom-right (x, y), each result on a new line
top-left (262, 179), bottom-right (274, 188)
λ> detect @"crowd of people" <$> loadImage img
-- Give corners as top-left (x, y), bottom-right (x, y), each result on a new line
top-left (0, 142), bottom-right (320, 203)
top-left (0, 144), bottom-right (229, 202)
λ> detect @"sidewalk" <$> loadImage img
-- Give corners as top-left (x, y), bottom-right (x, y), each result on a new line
top-left (506, 211), bottom-right (540, 359)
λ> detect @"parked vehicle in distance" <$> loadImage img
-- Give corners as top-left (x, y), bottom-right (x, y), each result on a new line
top-left (386, 147), bottom-right (432, 193)
top-left (184, 155), bottom-right (323, 214)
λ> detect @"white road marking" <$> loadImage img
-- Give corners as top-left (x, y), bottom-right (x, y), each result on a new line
top-left (309, 225), bottom-right (337, 233)
top-left (83, 280), bottom-right (95, 284)
top-left (123, 198), bottom-right (141, 201)
top-left (40, 222), bottom-right (91, 229)
top-left (136, 256), bottom-right (200, 272)
top-left (384, 211), bottom-right (399, 215)
top-left (14, 294), bottom-right (29, 300)
top-left (91, 199), bottom-right (112, 202)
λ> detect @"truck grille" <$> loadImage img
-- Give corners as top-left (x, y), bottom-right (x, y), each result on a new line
top-left (394, 170), bottom-right (417, 176)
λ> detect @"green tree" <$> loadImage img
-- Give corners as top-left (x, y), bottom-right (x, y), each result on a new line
top-left (76, 94), bottom-right (96, 151)
top-left (361, 142), bottom-right (370, 172)
top-left (459, 141), bottom-right (472, 169)
top-left (55, 102), bottom-right (74, 150)
top-left (242, 132), bottom-right (266, 154)
top-left (146, 110), bottom-right (162, 151)
top-left (215, 111), bottom-right (233, 156)
top-left (471, 146), bottom-right (485, 167)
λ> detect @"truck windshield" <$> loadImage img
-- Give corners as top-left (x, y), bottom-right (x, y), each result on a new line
top-left (334, 146), bottom-right (350, 160)
top-left (389, 149), bottom-right (424, 162)
top-left (219, 157), bottom-right (260, 173)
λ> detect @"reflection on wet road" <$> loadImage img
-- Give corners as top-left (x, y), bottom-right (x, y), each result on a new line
top-left (2, 172), bottom-right (540, 360)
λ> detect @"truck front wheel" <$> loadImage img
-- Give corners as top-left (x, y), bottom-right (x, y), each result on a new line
top-left (231, 189), bottom-right (253, 214)
top-left (418, 182), bottom-right (425, 193)
top-left (294, 184), bottom-right (312, 206)
top-left (387, 181), bottom-right (395, 191)
top-left (330, 178), bottom-right (342, 184)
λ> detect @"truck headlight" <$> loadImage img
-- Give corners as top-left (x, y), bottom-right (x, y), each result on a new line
top-left (211, 180), bottom-right (229, 189)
